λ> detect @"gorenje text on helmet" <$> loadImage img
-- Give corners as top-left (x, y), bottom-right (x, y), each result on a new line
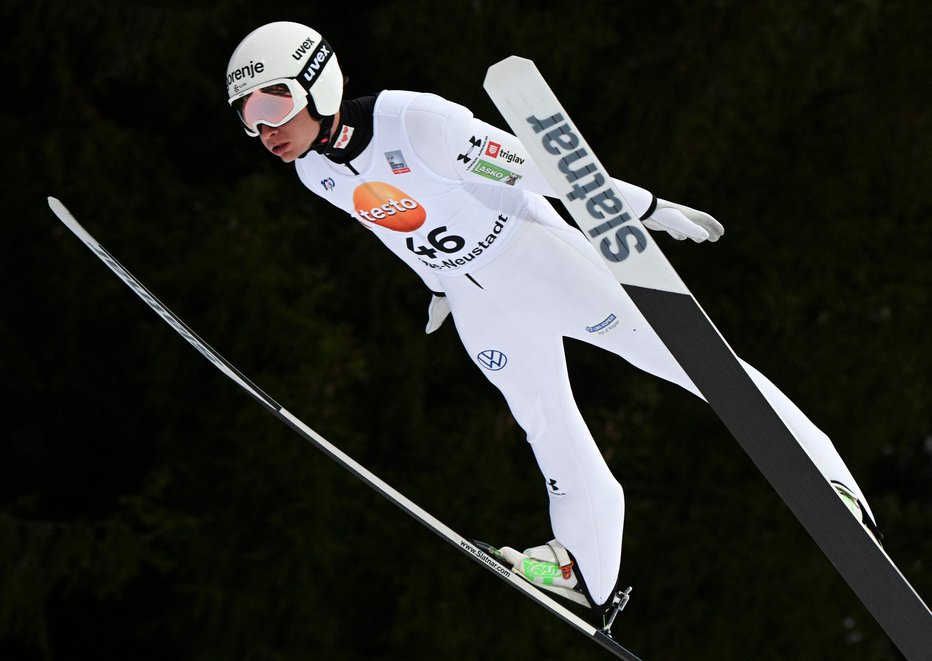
top-left (226, 60), bottom-right (265, 90)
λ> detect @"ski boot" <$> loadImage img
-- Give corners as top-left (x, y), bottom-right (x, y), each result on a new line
top-left (475, 539), bottom-right (591, 607)
top-left (474, 539), bottom-right (633, 638)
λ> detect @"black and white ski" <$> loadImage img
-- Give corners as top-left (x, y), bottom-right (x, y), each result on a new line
top-left (483, 56), bottom-right (931, 660)
top-left (48, 197), bottom-right (641, 661)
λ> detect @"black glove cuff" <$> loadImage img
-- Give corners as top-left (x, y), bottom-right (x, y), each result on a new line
top-left (639, 194), bottom-right (658, 221)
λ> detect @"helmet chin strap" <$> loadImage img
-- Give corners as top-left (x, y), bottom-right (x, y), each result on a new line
top-left (303, 114), bottom-right (335, 157)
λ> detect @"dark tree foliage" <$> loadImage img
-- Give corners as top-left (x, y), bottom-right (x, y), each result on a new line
top-left (1, 1), bottom-right (928, 659)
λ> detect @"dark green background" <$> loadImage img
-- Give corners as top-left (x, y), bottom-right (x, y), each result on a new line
top-left (2, 1), bottom-right (929, 659)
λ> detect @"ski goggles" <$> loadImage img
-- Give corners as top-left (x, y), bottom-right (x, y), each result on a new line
top-left (229, 78), bottom-right (309, 137)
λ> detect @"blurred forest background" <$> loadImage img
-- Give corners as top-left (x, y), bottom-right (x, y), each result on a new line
top-left (1, 0), bottom-right (929, 659)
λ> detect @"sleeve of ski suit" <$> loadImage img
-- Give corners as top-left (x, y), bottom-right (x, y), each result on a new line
top-left (402, 93), bottom-right (723, 242)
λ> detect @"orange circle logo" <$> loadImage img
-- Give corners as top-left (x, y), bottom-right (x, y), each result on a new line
top-left (352, 182), bottom-right (426, 232)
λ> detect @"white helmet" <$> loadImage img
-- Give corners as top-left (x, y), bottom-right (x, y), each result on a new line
top-left (226, 22), bottom-right (343, 135)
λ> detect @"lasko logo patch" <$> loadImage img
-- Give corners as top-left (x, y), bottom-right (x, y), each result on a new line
top-left (477, 349), bottom-right (507, 371)
top-left (352, 182), bottom-right (425, 231)
top-left (471, 160), bottom-right (522, 186)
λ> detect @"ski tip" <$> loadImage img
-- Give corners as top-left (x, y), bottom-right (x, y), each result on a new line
top-left (47, 196), bottom-right (94, 244)
top-left (489, 54), bottom-right (535, 68)
top-left (484, 55), bottom-right (539, 88)
top-left (48, 196), bottom-right (70, 220)
top-left (47, 196), bottom-right (73, 223)
top-left (48, 196), bottom-right (74, 222)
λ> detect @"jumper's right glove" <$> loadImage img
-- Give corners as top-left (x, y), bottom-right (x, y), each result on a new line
top-left (641, 198), bottom-right (724, 242)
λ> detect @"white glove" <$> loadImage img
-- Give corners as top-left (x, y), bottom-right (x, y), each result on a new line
top-left (425, 293), bottom-right (450, 334)
top-left (641, 198), bottom-right (724, 242)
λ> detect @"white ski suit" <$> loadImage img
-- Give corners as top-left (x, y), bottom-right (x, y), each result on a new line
top-left (294, 90), bottom-right (871, 607)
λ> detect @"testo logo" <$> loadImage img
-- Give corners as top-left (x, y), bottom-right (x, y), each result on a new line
top-left (352, 182), bottom-right (426, 231)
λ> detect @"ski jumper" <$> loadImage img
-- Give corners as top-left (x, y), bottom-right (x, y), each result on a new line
top-left (295, 90), bottom-right (872, 607)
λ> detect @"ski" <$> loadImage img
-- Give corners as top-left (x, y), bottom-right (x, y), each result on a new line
top-left (48, 197), bottom-right (642, 661)
top-left (483, 56), bottom-right (931, 660)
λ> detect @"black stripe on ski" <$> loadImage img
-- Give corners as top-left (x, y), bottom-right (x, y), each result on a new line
top-left (623, 285), bottom-right (932, 660)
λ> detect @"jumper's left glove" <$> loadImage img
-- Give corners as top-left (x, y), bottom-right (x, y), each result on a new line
top-left (642, 198), bottom-right (724, 242)
top-left (425, 293), bottom-right (450, 334)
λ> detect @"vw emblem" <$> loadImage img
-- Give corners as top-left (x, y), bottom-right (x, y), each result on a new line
top-left (477, 349), bottom-right (507, 371)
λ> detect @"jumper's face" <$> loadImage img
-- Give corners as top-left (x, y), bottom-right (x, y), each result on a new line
top-left (257, 110), bottom-right (320, 163)
top-left (229, 79), bottom-right (320, 163)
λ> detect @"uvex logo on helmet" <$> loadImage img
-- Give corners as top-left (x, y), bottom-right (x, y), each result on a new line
top-left (301, 42), bottom-right (332, 84)
top-left (291, 37), bottom-right (316, 60)
top-left (353, 182), bottom-right (426, 232)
